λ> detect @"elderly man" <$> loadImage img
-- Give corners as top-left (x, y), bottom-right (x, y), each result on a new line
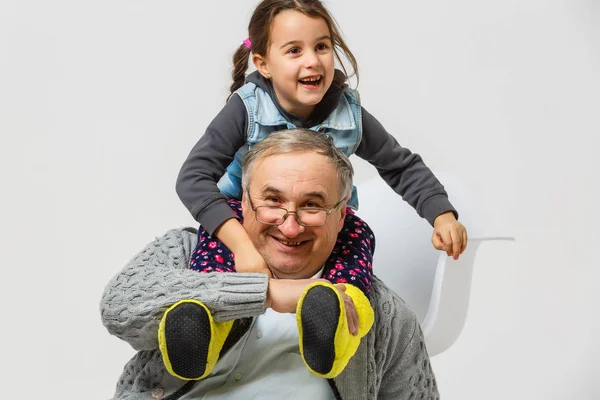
top-left (100, 129), bottom-right (439, 399)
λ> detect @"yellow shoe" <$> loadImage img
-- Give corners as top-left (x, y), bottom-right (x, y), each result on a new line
top-left (296, 282), bottom-right (374, 378)
top-left (158, 299), bottom-right (234, 380)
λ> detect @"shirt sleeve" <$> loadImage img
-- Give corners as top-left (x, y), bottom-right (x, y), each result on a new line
top-left (355, 107), bottom-right (458, 226)
top-left (176, 95), bottom-right (248, 234)
top-left (99, 228), bottom-right (269, 351)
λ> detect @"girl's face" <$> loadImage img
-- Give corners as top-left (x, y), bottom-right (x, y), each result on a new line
top-left (253, 10), bottom-right (335, 120)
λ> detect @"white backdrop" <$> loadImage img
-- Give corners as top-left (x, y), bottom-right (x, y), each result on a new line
top-left (1, 0), bottom-right (598, 398)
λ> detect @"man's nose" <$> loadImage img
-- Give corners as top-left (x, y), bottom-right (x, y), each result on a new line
top-left (278, 213), bottom-right (306, 238)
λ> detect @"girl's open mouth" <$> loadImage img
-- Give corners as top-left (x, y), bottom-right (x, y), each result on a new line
top-left (298, 76), bottom-right (322, 87)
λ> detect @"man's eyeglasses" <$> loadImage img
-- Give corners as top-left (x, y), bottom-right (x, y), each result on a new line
top-left (246, 191), bottom-right (345, 227)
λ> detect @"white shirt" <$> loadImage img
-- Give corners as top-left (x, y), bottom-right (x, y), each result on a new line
top-left (177, 268), bottom-right (334, 399)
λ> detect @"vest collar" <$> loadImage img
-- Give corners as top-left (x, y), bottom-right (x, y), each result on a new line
top-left (253, 87), bottom-right (356, 131)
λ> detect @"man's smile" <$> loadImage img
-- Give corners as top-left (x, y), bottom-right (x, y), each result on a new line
top-left (270, 235), bottom-right (310, 251)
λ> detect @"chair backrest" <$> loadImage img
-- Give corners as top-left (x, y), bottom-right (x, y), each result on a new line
top-left (355, 172), bottom-right (481, 324)
top-left (356, 173), bottom-right (514, 356)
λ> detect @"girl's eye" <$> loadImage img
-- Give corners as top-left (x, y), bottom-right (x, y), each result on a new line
top-left (316, 43), bottom-right (329, 51)
top-left (287, 47), bottom-right (301, 55)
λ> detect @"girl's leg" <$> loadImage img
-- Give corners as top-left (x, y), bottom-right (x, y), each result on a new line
top-left (161, 200), bottom-right (243, 380)
top-left (297, 210), bottom-right (376, 378)
top-left (324, 210), bottom-right (375, 298)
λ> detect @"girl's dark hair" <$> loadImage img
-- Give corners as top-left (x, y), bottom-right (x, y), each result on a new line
top-left (227, 0), bottom-right (359, 100)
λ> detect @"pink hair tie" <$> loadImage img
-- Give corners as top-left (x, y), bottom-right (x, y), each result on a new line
top-left (242, 38), bottom-right (252, 49)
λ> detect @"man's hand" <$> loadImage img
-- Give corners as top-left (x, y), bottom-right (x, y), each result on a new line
top-left (267, 279), bottom-right (359, 335)
top-left (334, 284), bottom-right (359, 336)
top-left (432, 211), bottom-right (468, 260)
top-left (267, 278), bottom-right (326, 313)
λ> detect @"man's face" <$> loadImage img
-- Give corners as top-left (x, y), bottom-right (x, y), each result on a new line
top-left (241, 151), bottom-right (347, 279)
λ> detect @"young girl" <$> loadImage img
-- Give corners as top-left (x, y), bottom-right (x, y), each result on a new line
top-left (162, 0), bottom-right (467, 382)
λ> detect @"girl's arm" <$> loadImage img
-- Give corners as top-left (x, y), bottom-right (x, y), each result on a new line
top-left (176, 96), bottom-right (271, 273)
top-left (213, 209), bottom-right (272, 276)
top-left (176, 95), bottom-right (248, 234)
top-left (355, 107), bottom-right (458, 226)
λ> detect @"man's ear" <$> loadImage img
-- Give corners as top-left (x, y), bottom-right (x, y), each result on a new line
top-left (252, 53), bottom-right (270, 79)
top-left (241, 190), bottom-right (248, 213)
top-left (336, 199), bottom-right (349, 232)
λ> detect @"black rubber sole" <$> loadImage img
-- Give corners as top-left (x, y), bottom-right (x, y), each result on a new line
top-left (301, 285), bottom-right (341, 375)
top-left (164, 302), bottom-right (211, 379)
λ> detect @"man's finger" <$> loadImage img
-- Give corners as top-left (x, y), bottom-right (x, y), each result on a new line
top-left (335, 284), bottom-right (357, 334)
top-left (344, 295), bottom-right (358, 335)
top-left (461, 229), bottom-right (468, 253)
top-left (334, 283), bottom-right (346, 291)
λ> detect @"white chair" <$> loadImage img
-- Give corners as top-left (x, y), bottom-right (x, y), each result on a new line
top-left (356, 173), bottom-right (514, 357)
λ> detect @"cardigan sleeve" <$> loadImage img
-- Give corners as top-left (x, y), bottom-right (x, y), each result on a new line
top-left (99, 228), bottom-right (269, 351)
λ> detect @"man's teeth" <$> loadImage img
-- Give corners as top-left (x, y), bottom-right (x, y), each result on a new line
top-left (280, 240), bottom-right (301, 246)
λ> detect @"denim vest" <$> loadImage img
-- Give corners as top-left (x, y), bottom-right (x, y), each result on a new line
top-left (217, 82), bottom-right (363, 209)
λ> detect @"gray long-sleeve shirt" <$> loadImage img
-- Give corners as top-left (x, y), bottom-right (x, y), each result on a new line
top-left (176, 72), bottom-right (456, 235)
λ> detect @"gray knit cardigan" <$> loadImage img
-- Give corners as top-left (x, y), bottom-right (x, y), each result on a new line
top-left (100, 228), bottom-right (439, 400)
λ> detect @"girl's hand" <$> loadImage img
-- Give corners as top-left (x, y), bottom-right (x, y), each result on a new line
top-left (234, 247), bottom-right (273, 278)
top-left (432, 211), bottom-right (468, 260)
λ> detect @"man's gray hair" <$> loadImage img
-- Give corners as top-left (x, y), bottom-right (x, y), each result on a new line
top-left (241, 129), bottom-right (354, 200)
